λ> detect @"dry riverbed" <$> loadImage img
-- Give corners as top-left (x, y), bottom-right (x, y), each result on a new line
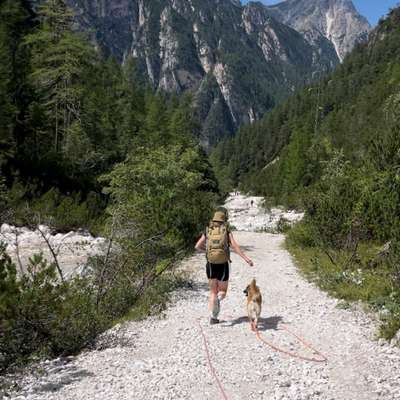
top-left (4, 195), bottom-right (400, 400)
top-left (0, 224), bottom-right (106, 277)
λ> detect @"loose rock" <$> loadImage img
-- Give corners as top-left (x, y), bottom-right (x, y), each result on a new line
top-left (5, 194), bottom-right (400, 400)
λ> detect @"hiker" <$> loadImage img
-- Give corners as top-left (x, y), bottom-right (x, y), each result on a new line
top-left (250, 200), bottom-right (254, 207)
top-left (195, 210), bottom-right (254, 324)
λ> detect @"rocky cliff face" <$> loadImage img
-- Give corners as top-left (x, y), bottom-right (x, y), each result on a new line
top-left (62, 0), bottom-right (369, 146)
top-left (268, 0), bottom-right (371, 62)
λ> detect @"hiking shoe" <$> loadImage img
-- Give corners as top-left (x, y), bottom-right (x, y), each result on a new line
top-left (210, 317), bottom-right (219, 325)
top-left (212, 298), bottom-right (220, 319)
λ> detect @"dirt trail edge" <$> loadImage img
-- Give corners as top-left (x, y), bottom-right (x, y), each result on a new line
top-left (10, 194), bottom-right (400, 400)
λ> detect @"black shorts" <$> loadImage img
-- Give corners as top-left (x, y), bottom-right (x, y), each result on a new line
top-left (206, 262), bottom-right (230, 282)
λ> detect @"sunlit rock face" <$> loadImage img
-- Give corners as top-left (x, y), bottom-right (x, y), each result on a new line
top-left (53, 0), bottom-right (369, 146)
top-left (268, 0), bottom-right (371, 62)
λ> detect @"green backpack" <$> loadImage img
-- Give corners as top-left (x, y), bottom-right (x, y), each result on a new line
top-left (206, 224), bottom-right (230, 264)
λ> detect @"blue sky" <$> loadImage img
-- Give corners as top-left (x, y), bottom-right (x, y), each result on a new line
top-left (241, 1), bottom-right (399, 26)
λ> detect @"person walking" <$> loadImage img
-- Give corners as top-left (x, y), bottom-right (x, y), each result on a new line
top-left (195, 210), bottom-right (254, 324)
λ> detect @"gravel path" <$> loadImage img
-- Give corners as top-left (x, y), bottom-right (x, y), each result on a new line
top-left (9, 195), bottom-right (400, 400)
top-left (225, 194), bottom-right (303, 232)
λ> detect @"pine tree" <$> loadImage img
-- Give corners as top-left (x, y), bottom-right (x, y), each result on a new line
top-left (113, 56), bottom-right (145, 153)
top-left (24, 0), bottom-right (95, 154)
top-left (142, 92), bottom-right (169, 146)
top-left (0, 0), bottom-right (31, 170)
top-left (167, 95), bottom-right (199, 147)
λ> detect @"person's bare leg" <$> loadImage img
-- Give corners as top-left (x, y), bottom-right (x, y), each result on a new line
top-left (217, 280), bottom-right (229, 301)
top-left (208, 279), bottom-right (218, 315)
top-left (215, 280), bottom-right (229, 320)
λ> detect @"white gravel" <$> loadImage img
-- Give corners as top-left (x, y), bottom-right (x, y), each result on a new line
top-left (0, 224), bottom-right (106, 277)
top-left (6, 195), bottom-right (400, 400)
top-left (225, 194), bottom-right (304, 232)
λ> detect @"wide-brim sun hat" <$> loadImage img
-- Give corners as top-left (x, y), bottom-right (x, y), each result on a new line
top-left (212, 211), bottom-right (226, 222)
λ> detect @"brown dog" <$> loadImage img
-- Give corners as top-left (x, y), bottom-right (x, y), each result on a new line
top-left (244, 279), bottom-right (262, 331)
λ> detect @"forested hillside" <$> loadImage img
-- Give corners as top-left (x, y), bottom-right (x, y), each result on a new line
top-left (212, 6), bottom-right (400, 213)
top-left (0, 0), bottom-right (218, 370)
top-left (211, 7), bottom-right (400, 337)
top-left (0, 0), bottom-right (217, 232)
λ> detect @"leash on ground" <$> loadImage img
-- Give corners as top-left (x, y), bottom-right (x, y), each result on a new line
top-left (253, 322), bottom-right (328, 363)
top-left (196, 319), bottom-right (229, 400)
top-left (196, 318), bottom-right (327, 400)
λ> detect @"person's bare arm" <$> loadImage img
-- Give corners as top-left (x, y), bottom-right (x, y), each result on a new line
top-left (229, 233), bottom-right (254, 266)
top-left (195, 234), bottom-right (206, 252)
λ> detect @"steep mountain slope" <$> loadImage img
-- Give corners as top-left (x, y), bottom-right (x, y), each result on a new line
top-left (268, 0), bottom-right (371, 62)
top-left (62, 0), bottom-right (334, 146)
top-left (53, 0), bottom-right (356, 147)
top-left (211, 6), bottom-right (400, 230)
top-left (51, 0), bottom-right (370, 146)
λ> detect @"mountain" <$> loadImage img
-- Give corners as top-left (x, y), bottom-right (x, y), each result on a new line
top-left (267, 0), bottom-right (371, 62)
top-left (211, 6), bottom-right (400, 202)
top-left (209, 8), bottom-right (400, 339)
top-left (59, 0), bottom-right (369, 146)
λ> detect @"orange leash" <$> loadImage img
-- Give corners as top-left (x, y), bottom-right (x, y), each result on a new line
top-left (253, 322), bottom-right (328, 363)
top-left (196, 319), bottom-right (229, 400)
top-left (196, 318), bottom-right (327, 400)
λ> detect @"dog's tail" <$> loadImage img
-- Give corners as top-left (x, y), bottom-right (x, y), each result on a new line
top-left (252, 293), bottom-right (262, 303)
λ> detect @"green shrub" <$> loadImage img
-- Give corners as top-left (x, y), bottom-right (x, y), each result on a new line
top-left (276, 216), bottom-right (291, 234)
top-left (103, 144), bottom-right (217, 256)
top-left (0, 174), bottom-right (7, 214)
top-left (0, 245), bottom-right (182, 371)
top-left (2, 184), bottom-right (107, 234)
top-left (301, 151), bottom-right (365, 249)
top-left (361, 170), bottom-right (400, 242)
top-left (286, 221), bottom-right (318, 248)
top-left (0, 249), bottom-right (105, 369)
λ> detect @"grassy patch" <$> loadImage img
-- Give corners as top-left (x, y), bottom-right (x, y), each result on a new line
top-left (286, 224), bottom-right (400, 340)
